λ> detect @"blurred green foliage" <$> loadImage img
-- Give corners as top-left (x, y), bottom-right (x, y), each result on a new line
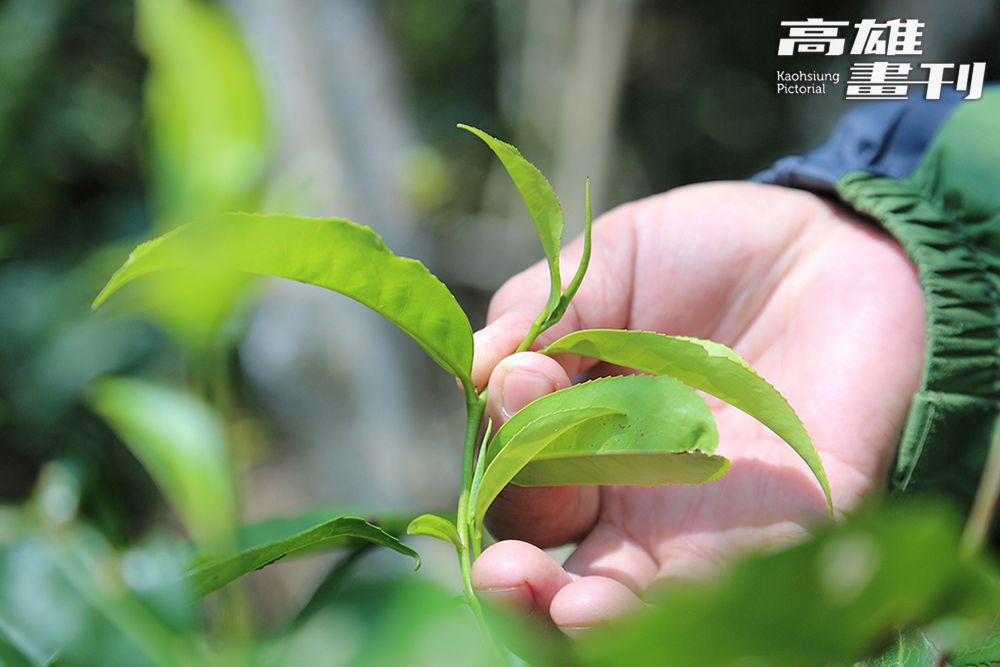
top-left (0, 0), bottom-right (156, 531)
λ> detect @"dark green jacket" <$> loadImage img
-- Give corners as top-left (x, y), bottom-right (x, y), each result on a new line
top-left (754, 87), bottom-right (1000, 511)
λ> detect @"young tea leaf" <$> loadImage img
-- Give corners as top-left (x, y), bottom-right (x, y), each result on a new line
top-left (92, 213), bottom-right (475, 387)
top-left (459, 125), bottom-right (563, 322)
top-left (475, 375), bottom-right (724, 532)
top-left (407, 514), bottom-right (462, 550)
top-left (188, 515), bottom-right (419, 599)
top-left (541, 329), bottom-right (832, 513)
top-left (474, 406), bottom-right (624, 528)
top-left (949, 613), bottom-right (1000, 667)
top-left (543, 178), bottom-right (593, 332)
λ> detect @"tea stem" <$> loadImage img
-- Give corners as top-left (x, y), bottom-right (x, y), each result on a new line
top-left (961, 420), bottom-right (1000, 558)
top-left (457, 391), bottom-right (486, 598)
top-left (457, 388), bottom-right (509, 666)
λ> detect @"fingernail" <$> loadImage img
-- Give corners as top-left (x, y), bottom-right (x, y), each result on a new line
top-left (501, 371), bottom-right (556, 420)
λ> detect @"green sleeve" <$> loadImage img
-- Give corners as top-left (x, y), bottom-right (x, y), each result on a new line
top-left (835, 87), bottom-right (1000, 510)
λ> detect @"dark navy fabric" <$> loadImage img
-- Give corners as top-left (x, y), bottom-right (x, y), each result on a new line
top-left (750, 88), bottom-right (967, 192)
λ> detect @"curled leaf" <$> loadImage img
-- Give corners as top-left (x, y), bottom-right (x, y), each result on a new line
top-left (475, 375), bottom-right (724, 533)
top-left (407, 514), bottom-right (462, 550)
top-left (459, 124), bottom-right (563, 323)
top-left (541, 329), bottom-right (832, 513)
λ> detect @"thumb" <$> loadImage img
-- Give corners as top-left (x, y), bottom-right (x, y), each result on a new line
top-left (485, 351), bottom-right (572, 428)
top-left (483, 352), bottom-right (599, 548)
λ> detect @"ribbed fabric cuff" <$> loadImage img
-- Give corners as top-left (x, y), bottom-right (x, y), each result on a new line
top-left (837, 171), bottom-right (1000, 509)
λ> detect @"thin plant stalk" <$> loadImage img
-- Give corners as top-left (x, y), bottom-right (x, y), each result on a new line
top-left (961, 420), bottom-right (1000, 558)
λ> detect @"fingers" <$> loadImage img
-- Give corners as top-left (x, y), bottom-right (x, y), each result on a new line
top-left (485, 484), bottom-right (600, 549)
top-left (481, 352), bottom-right (600, 547)
top-left (473, 541), bottom-right (648, 647)
top-left (472, 540), bottom-right (574, 619)
top-left (485, 352), bottom-right (571, 422)
top-left (548, 576), bottom-right (647, 640)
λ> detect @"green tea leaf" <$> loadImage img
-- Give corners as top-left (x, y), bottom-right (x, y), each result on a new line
top-left (459, 125), bottom-right (563, 321)
top-left (544, 178), bottom-right (593, 332)
top-left (541, 329), bottom-right (832, 513)
top-left (950, 614), bottom-right (1000, 666)
top-left (407, 514), bottom-right (462, 550)
top-left (474, 407), bottom-right (623, 528)
top-left (86, 377), bottom-right (235, 543)
top-left (584, 499), bottom-right (999, 667)
top-left (858, 631), bottom-right (941, 667)
top-left (513, 450), bottom-right (731, 487)
top-left (92, 213), bottom-right (475, 386)
top-left (475, 375), bottom-right (723, 531)
top-left (188, 516), bottom-right (419, 599)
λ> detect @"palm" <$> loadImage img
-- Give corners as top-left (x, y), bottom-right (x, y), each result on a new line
top-left (471, 182), bottom-right (925, 635)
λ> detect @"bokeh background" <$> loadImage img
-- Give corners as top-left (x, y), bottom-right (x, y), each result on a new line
top-left (1, 0), bottom-right (998, 625)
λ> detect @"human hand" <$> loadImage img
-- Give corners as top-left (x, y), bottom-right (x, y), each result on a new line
top-left (469, 181), bottom-right (925, 644)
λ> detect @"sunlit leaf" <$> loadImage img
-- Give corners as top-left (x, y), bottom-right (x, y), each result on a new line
top-left (188, 516), bottom-right (419, 599)
top-left (86, 377), bottom-right (235, 543)
top-left (541, 329), bottom-right (832, 513)
top-left (92, 213), bottom-right (475, 386)
top-left (407, 514), bottom-right (461, 550)
top-left (583, 500), bottom-right (999, 667)
top-left (476, 375), bottom-right (723, 531)
top-left (460, 125), bottom-right (563, 321)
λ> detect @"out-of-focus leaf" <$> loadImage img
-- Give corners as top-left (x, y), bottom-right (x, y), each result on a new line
top-left (85, 377), bottom-right (235, 542)
top-left (583, 500), bottom-right (1000, 667)
top-left (460, 125), bottom-right (563, 322)
top-left (92, 213), bottom-right (475, 386)
top-left (273, 577), bottom-right (491, 667)
top-left (290, 543), bottom-right (375, 630)
top-left (0, 509), bottom-right (201, 667)
top-left (407, 514), bottom-right (461, 549)
top-left (136, 0), bottom-right (268, 224)
top-left (188, 516), bottom-right (419, 599)
top-left (542, 329), bottom-right (832, 513)
top-left (476, 375), bottom-right (723, 531)
top-left (44, 525), bottom-right (203, 667)
top-left (0, 618), bottom-right (47, 667)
